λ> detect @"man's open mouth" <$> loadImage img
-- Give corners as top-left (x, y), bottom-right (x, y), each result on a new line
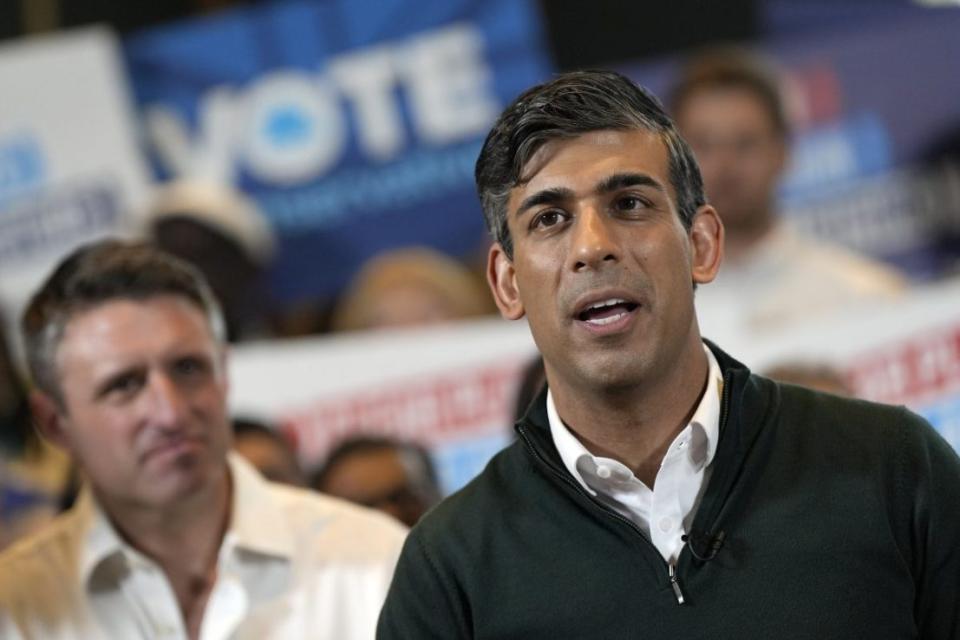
top-left (576, 298), bottom-right (639, 326)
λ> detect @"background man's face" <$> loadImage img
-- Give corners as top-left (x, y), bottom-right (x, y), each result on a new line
top-left (232, 429), bottom-right (305, 487)
top-left (490, 129), bottom-right (717, 394)
top-left (675, 87), bottom-right (787, 233)
top-left (317, 447), bottom-right (428, 527)
top-left (51, 296), bottom-right (231, 510)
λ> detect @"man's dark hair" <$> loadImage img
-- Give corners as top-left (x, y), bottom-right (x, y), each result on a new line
top-left (475, 70), bottom-right (706, 259)
top-left (668, 47), bottom-right (789, 137)
top-left (21, 238), bottom-right (225, 406)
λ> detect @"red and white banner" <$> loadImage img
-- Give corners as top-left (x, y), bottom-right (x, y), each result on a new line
top-left (229, 319), bottom-right (536, 492)
top-left (230, 277), bottom-right (960, 493)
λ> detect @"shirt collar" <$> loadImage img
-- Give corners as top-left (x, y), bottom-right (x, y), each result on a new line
top-left (225, 452), bottom-right (296, 559)
top-left (78, 486), bottom-right (126, 587)
top-left (547, 343), bottom-right (723, 493)
top-left (78, 452), bottom-right (296, 588)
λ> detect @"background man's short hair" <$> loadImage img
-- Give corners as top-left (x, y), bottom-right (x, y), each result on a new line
top-left (668, 46), bottom-right (789, 137)
top-left (21, 239), bottom-right (225, 405)
top-left (475, 70), bottom-right (706, 259)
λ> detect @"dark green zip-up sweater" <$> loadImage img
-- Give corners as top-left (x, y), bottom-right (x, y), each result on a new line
top-left (378, 344), bottom-right (960, 639)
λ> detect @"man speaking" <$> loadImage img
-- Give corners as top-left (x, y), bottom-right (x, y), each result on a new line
top-left (377, 71), bottom-right (960, 638)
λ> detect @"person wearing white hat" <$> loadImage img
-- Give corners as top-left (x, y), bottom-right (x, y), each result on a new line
top-left (146, 180), bottom-right (276, 341)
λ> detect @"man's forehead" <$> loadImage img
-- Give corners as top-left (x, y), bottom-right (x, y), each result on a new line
top-left (56, 296), bottom-right (217, 363)
top-left (510, 129), bottom-right (671, 203)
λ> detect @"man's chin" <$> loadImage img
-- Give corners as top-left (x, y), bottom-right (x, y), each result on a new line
top-left (571, 357), bottom-right (649, 393)
top-left (144, 457), bottom-right (227, 504)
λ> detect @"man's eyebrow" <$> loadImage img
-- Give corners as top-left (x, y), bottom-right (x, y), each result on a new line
top-left (596, 173), bottom-right (665, 195)
top-left (515, 187), bottom-right (575, 219)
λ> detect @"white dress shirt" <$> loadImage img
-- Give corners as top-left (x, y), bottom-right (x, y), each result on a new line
top-left (548, 344), bottom-right (723, 564)
top-left (0, 454), bottom-right (407, 640)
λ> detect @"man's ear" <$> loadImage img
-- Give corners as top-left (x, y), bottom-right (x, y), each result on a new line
top-left (29, 390), bottom-right (71, 452)
top-left (689, 205), bottom-right (724, 285)
top-left (486, 243), bottom-right (525, 320)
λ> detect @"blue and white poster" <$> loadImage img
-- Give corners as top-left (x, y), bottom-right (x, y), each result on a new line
top-left (0, 28), bottom-right (150, 347)
top-left (125, 0), bottom-right (553, 304)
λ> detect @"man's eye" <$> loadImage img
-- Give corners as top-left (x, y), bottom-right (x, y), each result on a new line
top-left (102, 374), bottom-right (143, 399)
top-left (531, 210), bottom-right (566, 230)
top-left (173, 357), bottom-right (208, 378)
top-left (616, 196), bottom-right (649, 211)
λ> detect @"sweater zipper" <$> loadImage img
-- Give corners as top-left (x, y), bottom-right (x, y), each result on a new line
top-left (668, 563), bottom-right (685, 604)
top-left (517, 428), bottom-right (687, 605)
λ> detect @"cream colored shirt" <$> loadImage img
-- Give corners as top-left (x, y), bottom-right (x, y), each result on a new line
top-left (548, 345), bottom-right (723, 564)
top-left (696, 224), bottom-right (905, 334)
top-left (0, 454), bottom-right (407, 640)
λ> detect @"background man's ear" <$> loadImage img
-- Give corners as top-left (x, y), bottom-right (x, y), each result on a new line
top-left (217, 346), bottom-right (230, 393)
top-left (486, 243), bottom-right (526, 321)
top-left (689, 205), bottom-right (724, 285)
top-left (29, 390), bottom-right (71, 452)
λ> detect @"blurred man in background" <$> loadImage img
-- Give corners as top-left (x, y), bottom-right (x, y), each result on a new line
top-left (232, 417), bottom-right (306, 487)
top-left (0, 240), bottom-right (405, 639)
top-left (313, 436), bottom-right (441, 528)
top-left (331, 247), bottom-right (493, 332)
top-left (669, 48), bottom-right (905, 330)
top-left (146, 179), bottom-right (276, 342)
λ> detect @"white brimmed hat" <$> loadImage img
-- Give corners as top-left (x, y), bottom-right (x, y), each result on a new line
top-left (146, 180), bottom-right (276, 265)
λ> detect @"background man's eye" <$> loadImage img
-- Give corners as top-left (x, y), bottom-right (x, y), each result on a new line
top-left (102, 374), bottom-right (144, 399)
top-left (174, 358), bottom-right (205, 376)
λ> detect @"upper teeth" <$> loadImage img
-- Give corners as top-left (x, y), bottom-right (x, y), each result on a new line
top-left (588, 298), bottom-right (626, 311)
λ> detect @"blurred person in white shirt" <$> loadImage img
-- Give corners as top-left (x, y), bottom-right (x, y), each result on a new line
top-left (669, 48), bottom-right (905, 332)
top-left (0, 239), bottom-right (405, 640)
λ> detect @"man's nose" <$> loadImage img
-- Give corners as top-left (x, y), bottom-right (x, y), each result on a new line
top-left (148, 373), bottom-right (189, 428)
top-left (570, 207), bottom-right (620, 272)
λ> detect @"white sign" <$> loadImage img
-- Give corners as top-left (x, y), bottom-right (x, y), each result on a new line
top-left (0, 28), bottom-right (150, 348)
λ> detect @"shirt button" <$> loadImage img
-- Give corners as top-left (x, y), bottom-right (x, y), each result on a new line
top-left (659, 517), bottom-right (674, 533)
top-left (596, 465), bottom-right (612, 479)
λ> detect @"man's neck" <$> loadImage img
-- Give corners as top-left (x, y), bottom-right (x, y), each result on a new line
top-left (97, 467), bottom-right (232, 638)
top-left (549, 341), bottom-right (709, 488)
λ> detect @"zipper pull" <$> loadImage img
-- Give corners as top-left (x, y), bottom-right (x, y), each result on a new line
top-left (668, 563), bottom-right (686, 605)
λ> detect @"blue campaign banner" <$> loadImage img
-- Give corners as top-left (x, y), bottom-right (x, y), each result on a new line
top-left (124, 0), bottom-right (552, 303)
